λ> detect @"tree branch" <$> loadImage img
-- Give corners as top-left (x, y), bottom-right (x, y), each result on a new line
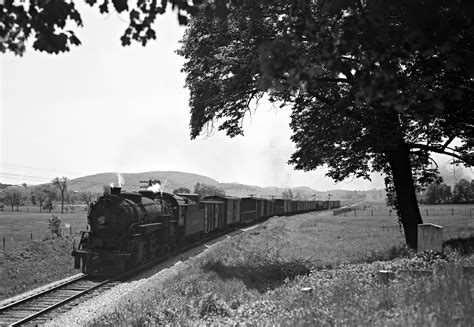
top-left (409, 143), bottom-right (473, 165)
top-left (441, 136), bottom-right (455, 151)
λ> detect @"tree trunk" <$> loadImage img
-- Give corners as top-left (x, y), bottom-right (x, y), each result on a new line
top-left (387, 141), bottom-right (423, 249)
top-left (61, 191), bottom-right (64, 214)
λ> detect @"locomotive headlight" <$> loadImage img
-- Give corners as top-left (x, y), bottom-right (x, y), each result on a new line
top-left (98, 216), bottom-right (106, 225)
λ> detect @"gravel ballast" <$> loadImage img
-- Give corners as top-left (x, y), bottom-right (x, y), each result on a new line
top-left (45, 230), bottom-right (247, 326)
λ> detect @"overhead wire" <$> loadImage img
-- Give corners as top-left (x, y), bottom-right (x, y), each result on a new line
top-left (0, 162), bottom-right (81, 176)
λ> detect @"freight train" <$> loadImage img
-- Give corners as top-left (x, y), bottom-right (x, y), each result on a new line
top-left (71, 180), bottom-right (340, 276)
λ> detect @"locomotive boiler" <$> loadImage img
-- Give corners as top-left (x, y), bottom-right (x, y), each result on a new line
top-left (72, 186), bottom-right (178, 275)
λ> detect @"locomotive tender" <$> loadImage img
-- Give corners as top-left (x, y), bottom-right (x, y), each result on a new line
top-left (72, 181), bottom-right (340, 276)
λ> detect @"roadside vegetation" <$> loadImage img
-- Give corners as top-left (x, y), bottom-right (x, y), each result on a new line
top-left (93, 208), bottom-right (474, 325)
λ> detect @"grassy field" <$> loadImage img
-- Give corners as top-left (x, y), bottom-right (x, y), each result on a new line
top-left (92, 204), bottom-right (474, 325)
top-left (0, 209), bottom-right (88, 251)
top-left (0, 209), bottom-right (89, 300)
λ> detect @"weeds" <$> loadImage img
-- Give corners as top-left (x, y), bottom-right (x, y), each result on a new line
top-left (198, 292), bottom-right (231, 319)
top-left (444, 235), bottom-right (474, 255)
top-left (202, 245), bottom-right (313, 292)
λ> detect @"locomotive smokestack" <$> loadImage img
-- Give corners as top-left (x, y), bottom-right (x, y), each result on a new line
top-left (111, 186), bottom-right (121, 195)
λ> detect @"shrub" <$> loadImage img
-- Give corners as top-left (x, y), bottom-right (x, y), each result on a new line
top-left (48, 215), bottom-right (62, 237)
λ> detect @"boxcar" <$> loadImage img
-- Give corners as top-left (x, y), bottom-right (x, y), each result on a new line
top-left (184, 203), bottom-right (205, 236)
top-left (240, 197), bottom-right (258, 223)
top-left (200, 200), bottom-right (225, 233)
top-left (204, 196), bottom-right (241, 227)
top-left (266, 199), bottom-right (275, 217)
top-left (274, 199), bottom-right (285, 215)
top-left (257, 198), bottom-right (266, 219)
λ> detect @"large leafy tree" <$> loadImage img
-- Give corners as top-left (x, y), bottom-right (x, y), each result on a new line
top-left (177, 1), bottom-right (473, 248)
top-left (423, 183), bottom-right (452, 204)
top-left (1, 0), bottom-right (473, 249)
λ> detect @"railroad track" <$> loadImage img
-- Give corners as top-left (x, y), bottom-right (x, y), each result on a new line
top-left (0, 274), bottom-right (115, 326)
top-left (0, 224), bottom-right (260, 326)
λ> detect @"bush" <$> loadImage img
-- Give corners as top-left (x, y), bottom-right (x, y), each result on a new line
top-left (48, 215), bottom-right (62, 237)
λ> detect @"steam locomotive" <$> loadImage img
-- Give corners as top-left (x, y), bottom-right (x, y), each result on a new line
top-left (72, 181), bottom-right (340, 276)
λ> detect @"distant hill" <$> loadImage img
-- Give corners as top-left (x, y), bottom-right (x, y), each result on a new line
top-left (68, 171), bottom-right (219, 194)
top-left (64, 170), bottom-right (385, 204)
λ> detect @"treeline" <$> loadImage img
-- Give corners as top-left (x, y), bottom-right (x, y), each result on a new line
top-left (0, 179), bottom-right (101, 213)
top-left (0, 180), bottom-right (227, 213)
top-left (419, 179), bottom-right (474, 204)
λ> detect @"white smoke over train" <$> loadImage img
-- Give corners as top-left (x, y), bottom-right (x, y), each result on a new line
top-left (147, 183), bottom-right (161, 193)
top-left (147, 179), bottom-right (168, 193)
top-left (110, 173), bottom-right (125, 189)
top-left (117, 173), bottom-right (125, 187)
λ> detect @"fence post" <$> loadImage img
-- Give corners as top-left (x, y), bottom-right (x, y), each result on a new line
top-left (426, 209), bottom-right (429, 216)
top-left (3, 237), bottom-right (5, 251)
top-left (452, 208), bottom-right (454, 216)
top-left (31, 233), bottom-right (33, 240)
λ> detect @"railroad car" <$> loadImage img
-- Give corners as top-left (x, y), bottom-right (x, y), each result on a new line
top-left (274, 199), bottom-right (285, 215)
top-left (204, 196), bottom-right (241, 227)
top-left (72, 181), bottom-right (340, 276)
top-left (240, 197), bottom-right (268, 224)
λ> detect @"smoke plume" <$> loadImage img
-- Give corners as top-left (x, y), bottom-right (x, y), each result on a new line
top-left (147, 183), bottom-right (162, 193)
top-left (117, 173), bottom-right (125, 187)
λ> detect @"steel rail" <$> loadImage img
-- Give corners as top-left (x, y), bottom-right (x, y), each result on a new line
top-left (0, 274), bottom-right (86, 312)
top-left (7, 277), bottom-right (112, 327)
top-left (0, 275), bottom-right (112, 326)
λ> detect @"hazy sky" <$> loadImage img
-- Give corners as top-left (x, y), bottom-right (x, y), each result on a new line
top-left (0, 4), bottom-right (471, 191)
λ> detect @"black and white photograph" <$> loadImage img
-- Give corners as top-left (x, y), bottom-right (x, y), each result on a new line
top-left (1, 0), bottom-right (473, 325)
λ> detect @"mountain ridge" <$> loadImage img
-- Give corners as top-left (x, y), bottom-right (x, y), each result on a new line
top-left (66, 170), bottom-right (385, 202)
